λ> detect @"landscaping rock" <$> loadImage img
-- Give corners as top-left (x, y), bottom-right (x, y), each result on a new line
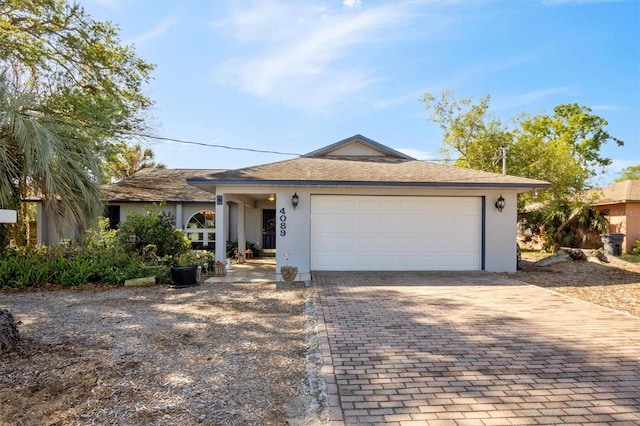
top-left (124, 276), bottom-right (156, 287)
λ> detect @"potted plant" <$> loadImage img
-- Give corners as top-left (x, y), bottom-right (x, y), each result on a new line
top-left (280, 253), bottom-right (298, 282)
top-left (169, 251), bottom-right (201, 288)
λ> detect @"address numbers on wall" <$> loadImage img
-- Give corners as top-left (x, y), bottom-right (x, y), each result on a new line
top-left (279, 208), bottom-right (287, 236)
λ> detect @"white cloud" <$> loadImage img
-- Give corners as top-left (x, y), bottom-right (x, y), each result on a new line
top-left (128, 15), bottom-right (178, 46)
top-left (493, 87), bottom-right (573, 111)
top-left (591, 104), bottom-right (625, 112)
top-left (343, 0), bottom-right (362, 9)
top-left (212, 1), bottom-right (411, 110)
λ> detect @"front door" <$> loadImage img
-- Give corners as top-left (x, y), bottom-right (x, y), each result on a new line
top-left (262, 209), bottom-right (276, 250)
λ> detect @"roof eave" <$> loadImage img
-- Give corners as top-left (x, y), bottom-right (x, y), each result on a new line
top-left (188, 178), bottom-right (550, 191)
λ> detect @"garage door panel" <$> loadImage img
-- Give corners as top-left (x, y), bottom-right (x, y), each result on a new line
top-left (311, 195), bottom-right (482, 271)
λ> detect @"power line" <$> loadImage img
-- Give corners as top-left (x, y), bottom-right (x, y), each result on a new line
top-left (126, 132), bottom-right (302, 157)
top-left (15, 110), bottom-right (303, 157)
top-left (14, 110), bottom-right (460, 161)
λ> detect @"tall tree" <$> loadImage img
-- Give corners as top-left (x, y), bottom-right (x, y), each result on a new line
top-left (422, 91), bottom-right (623, 249)
top-left (615, 165), bottom-right (640, 182)
top-left (421, 91), bottom-right (513, 173)
top-left (0, 0), bottom-right (154, 140)
top-left (422, 92), bottom-right (623, 203)
top-left (0, 0), bottom-right (154, 242)
top-left (0, 75), bottom-right (103, 245)
top-left (104, 142), bottom-right (166, 183)
top-left (511, 104), bottom-right (623, 204)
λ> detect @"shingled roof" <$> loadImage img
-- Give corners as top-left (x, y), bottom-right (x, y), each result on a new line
top-left (102, 168), bottom-right (222, 203)
top-left (589, 180), bottom-right (640, 205)
top-left (188, 156), bottom-right (549, 189)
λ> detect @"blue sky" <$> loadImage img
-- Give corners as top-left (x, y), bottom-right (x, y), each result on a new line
top-left (83, 0), bottom-right (639, 184)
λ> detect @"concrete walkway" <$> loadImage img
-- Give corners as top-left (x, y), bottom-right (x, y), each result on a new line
top-left (312, 271), bottom-right (640, 425)
top-left (204, 258), bottom-right (276, 283)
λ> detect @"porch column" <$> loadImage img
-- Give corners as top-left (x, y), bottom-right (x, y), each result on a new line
top-left (36, 202), bottom-right (47, 245)
top-left (237, 202), bottom-right (246, 256)
top-left (215, 196), bottom-right (227, 263)
top-left (176, 204), bottom-right (184, 229)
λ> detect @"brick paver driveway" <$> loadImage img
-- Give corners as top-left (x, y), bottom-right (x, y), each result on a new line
top-left (312, 271), bottom-right (640, 425)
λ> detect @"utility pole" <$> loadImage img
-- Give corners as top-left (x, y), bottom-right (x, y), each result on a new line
top-left (499, 147), bottom-right (509, 175)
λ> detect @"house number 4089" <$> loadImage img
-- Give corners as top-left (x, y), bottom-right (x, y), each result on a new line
top-left (279, 208), bottom-right (287, 236)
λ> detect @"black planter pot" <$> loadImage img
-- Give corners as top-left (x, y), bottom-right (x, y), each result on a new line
top-left (169, 266), bottom-right (199, 288)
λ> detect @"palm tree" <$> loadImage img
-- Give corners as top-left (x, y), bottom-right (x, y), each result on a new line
top-left (104, 142), bottom-right (166, 183)
top-left (0, 74), bottom-right (104, 245)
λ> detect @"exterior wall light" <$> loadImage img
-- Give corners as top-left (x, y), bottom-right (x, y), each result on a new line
top-left (495, 195), bottom-right (506, 212)
top-left (291, 192), bottom-right (300, 210)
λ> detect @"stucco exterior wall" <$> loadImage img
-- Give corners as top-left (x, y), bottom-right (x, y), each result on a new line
top-left (214, 185), bottom-right (521, 276)
top-left (625, 203), bottom-right (640, 252)
top-left (597, 202), bottom-right (640, 253)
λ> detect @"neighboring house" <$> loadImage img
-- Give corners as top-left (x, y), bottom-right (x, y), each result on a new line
top-left (590, 179), bottom-right (640, 253)
top-left (188, 135), bottom-right (549, 278)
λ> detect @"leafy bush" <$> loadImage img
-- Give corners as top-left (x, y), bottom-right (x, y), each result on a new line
top-left (0, 245), bottom-right (163, 289)
top-left (0, 211), bottom-right (196, 290)
top-left (117, 210), bottom-right (190, 257)
top-left (168, 250), bottom-right (214, 268)
top-left (520, 200), bottom-right (607, 251)
top-left (226, 240), bottom-right (238, 259)
top-left (81, 217), bottom-right (118, 249)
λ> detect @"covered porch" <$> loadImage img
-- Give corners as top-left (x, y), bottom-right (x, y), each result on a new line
top-left (213, 190), bottom-right (282, 271)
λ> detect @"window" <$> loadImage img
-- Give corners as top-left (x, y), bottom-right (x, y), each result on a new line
top-left (105, 206), bottom-right (120, 229)
top-left (185, 210), bottom-right (215, 249)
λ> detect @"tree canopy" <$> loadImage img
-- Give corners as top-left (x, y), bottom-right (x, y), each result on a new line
top-left (422, 91), bottom-right (623, 204)
top-left (0, 0), bottom-right (155, 244)
top-left (104, 142), bottom-right (166, 183)
top-left (615, 165), bottom-right (640, 182)
top-left (422, 91), bottom-right (623, 250)
top-left (0, 0), bottom-right (154, 140)
top-left (421, 91), bottom-right (512, 173)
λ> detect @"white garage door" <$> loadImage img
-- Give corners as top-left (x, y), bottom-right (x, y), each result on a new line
top-left (310, 195), bottom-right (483, 271)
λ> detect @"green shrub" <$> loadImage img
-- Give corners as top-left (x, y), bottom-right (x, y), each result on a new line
top-left (81, 217), bottom-right (118, 249)
top-left (0, 245), bottom-right (167, 289)
top-left (0, 210), bottom-right (193, 289)
top-left (226, 240), bottom-right (238, 259)
top-left (117, 210), bottom-right (190, 257)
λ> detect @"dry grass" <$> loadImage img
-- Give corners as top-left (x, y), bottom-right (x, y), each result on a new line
top-left (0, 281), bottom-right (322, 425)
top-left (506, 252), bottom-right (640, 317)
